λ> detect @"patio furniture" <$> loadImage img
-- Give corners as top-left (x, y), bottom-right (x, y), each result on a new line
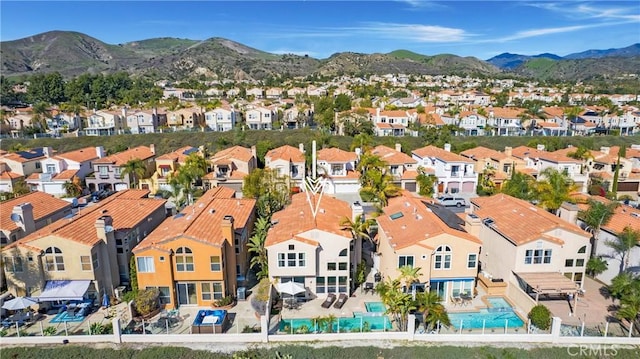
top-left (321, 293), bottom-right (336, 308)
top-left (333, 293), bottom-right (348, 309)
top-left (460, 295), bottom-right (472, 306)
top-left (450, 296), bottom-right (462, 306)
top-left (364, 282), bottom-right (374, 294)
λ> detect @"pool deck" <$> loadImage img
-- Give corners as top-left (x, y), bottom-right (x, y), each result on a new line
top-left (277, 289), bottom-right (385, 321)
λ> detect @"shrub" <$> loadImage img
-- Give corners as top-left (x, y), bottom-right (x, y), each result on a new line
top-left (43, 326), bottom-right (57, 336)
top-left (528, 304), bottom-right (552, 330)
top-left (88, 322), bottom-right (113, 335)
top-left (0, 329), bottom-right (7, 337)
top-left (214, 295), bottom-right (235, 307)
top-left (241, 325), bottom-right (260, 333)
top-left (250, 278), bottom-right (271, 315)
top-left (134, 288), bottom-right (160, 317)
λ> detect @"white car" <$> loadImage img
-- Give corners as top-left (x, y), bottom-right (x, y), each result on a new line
top-left (437, 196), bottom-right (466, 207)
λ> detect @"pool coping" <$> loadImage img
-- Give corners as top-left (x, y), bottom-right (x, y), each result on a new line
top-left (446, 295), bottom-right (527, 328)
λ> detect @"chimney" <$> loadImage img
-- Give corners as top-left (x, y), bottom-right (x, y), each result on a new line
top-left (464, 213), bottom-right (481, 238)
top-left (251, 145), bottom-right (257, 159)
top-left (221, 215), bottom-right (235, 246)
top-left (298, 143), bottom-right (305, 153)
top-left (122, 107), bottom-right (127, 118)
top-left (96, 146), bottom-right (105, 158)
top-left (351, 202), bottom-right (364, 221)
top-left (559, 202), bottom-right (580, 225)
top-left (504, 146), bottom-right (513, 157)
top-left (43, 147), bottom-right (53, 158)
top-left (95, 214), bottom-right (114, 243)
top-left (600, 146), bottom-right (610, 155)
top-left (149, 144), bottom-right (156, 155)
top-left (444, 143), bottom-right (451, 152)
top-left (153, 107), bottom-right (157, 116)
top-left (395, 143), bottom-right (402, 152)
top-left (12, 203), bottom-right (36, 234)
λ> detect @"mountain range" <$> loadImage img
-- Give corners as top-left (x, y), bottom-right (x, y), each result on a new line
top-left (1, 31), bottom-right (639, 82)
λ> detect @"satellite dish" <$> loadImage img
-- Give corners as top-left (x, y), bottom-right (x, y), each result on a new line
top-left (10, 213), bottom-right (23, 223)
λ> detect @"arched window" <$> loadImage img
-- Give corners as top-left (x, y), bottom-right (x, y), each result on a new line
top-left (434, 245), bottom-right (452, 270)
top-left (44, 247), bottom-right (65, 271)
top-left (339, 248), bottom-right (348, 257)
top-left (175, 247), bottom-right (194, 272)
top-left (577, 246), bottom-right (587, 254)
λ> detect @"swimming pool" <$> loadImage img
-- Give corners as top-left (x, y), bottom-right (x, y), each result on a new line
top-left (448, 296), bottom-right (524, 329)
top-left (365, 302), bottom-right (386, 313)
top-left (280, 315), bottom-right (392, 333)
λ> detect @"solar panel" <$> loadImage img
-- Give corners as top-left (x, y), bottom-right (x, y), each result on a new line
top-left (423, 202), bottom-right (466, 232)
top-left (17, 148), bottom-right (45, 160)
top-left (183, 147), bottom-right (198, 155)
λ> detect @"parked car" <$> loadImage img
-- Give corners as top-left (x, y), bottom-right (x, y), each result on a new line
top-left (437, 196), bottom-right (466, 207)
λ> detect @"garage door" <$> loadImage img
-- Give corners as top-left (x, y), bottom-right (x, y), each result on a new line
top-left (462, 181), bottom-right (475, 193)
top-left (618, 182), bottom-right (639, 192)
top-left (335, 182), bottom-right (360, 194)
top-left (448, 182), bottom-right (460, 193)
top-left (115, 183), bottom-right (129, 191)
top-left (404, 181), bottom-right (417, 193)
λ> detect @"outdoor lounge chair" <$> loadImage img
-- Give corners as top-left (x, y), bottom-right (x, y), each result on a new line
top-left (321, 293), bottom-right (336, 308)
top-left (333, 293), bottom-right (348, 309)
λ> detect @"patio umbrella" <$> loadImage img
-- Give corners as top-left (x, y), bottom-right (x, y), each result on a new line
top-left (277, 281), bottom-right (306, 296)
top-left (2, 296), bottom-right (38, 311)
top-left (102, 293), bottom-right (110, 308)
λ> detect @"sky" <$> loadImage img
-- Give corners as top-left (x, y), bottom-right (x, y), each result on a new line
top-left (1, 1), bottom-right (639, 60)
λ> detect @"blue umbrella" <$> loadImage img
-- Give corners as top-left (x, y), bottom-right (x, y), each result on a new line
top-left (102, 293), bottom-right (110, 308)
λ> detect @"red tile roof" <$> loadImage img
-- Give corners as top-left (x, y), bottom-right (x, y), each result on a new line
top-left (412, 145), bottom-right (472, 163)
top-left (93, 146), bottom-right (155, 166)
top-left (56, 147), bottom-right (101, 163)
top-left (211, 146), bottom-right (254, 164)
top-left (317, 148), bottom-right (358, 163)
top-left (370, 145), bottom-right (416, 165)
top-left (266, 145), bottom-right (305, 163)
top-left (1, 192), bottom-right (72, 232)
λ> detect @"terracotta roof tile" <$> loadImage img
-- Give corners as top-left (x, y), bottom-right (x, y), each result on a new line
top-left (0, 171), bottom-right (23, 180)
top-left (266, 145), bottom-right (305, 163)
top-left (211, 146), bottom-right (254, 164)
top-left (412, 145), bottom-right (473, 163)
top-left (134, 187), bottom-right (254, 252)
top-left (471, 194), bottom-right (589, 245)
top-left (93, 146), bottom-right (155, 166)
top-left (56, 147), bottom-right (101, 163)
top-left (266, 193), bottom-right (352, 247)
top-left (370, 145), bottom-right (416, 165)
top-left (460, 146), bottom-right (507, 161)
top-left (156, 146), bottom-right (199, 162)
top-left (317, 148), bottom-right (358, 163)
top-left (1, 192), bottom-right (72, 232)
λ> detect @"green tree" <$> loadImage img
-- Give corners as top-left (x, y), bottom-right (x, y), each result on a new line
top-left (611, 145), bottom-right (626, 198)
top-left (375, 278), bottom-right (415, 331)
top-left (121, 158), bottom-right (147, 189)
top-left (501, 171), bottom-right (535, 200)
top-left (606, 226), bottom-right (640, 274)
top-left (334, 94), bottom-right (352, 112)
top-left (12, 179), bottom-right (29, 196)
top-left (397, 265), bottom-right (422, 290)
top-left (171, 153), bottom-right (208, 204)
top-left (129, 255), bottom-right (138, 293)
top-left (528, 304), bottom-right (552, 330)
top-left (63, 176), bottom-right (83, 197)
top-left (415, 291), bottom-right (450, 332)
top-left (534, 168), bottom-right (577, 213)
top-left (243, 168), bottom-right (289, 219)
top-left (416, 167), bottom-right (437, 197)
top-left (586, 257), bottom-right (608, 277)
top-left (359, 167), bottom-right (400, 206)
top-left (579, 199), bottom-right (618, 251)
top-left (247, 217), bottom-right (271, 280)
top-left (608, 273), bottom-right (640, 327)
top-left (339, 213), bottom-right (375, 247)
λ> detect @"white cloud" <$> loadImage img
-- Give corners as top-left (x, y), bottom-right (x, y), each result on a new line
top-left (526, 2), bottom-right (640, 22)
top-left (358, 22), bottom-right (469, 42)
top-left (489, 20), bottom-right (637, 43)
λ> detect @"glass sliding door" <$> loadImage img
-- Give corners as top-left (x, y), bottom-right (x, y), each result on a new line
top-left (176, 282), bottom-right (197, 305)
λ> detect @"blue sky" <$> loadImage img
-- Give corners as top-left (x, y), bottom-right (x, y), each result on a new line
top-left (1, 1), bottom-right (639, 60)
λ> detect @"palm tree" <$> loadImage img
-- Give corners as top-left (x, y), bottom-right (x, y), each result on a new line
top-left (606, 226), bottom-right (640, 274)
top-left (359, 168), bottom-right (400, 206)
top-left (586, 257), bottom-right (608, 277)
top-left (357, 152), bottom-right (387, 186)
top-left (501, 171), bottom-right (535, 200)
top-left (534, 167), bottom-right (578, 214)
top-left (376, 278), bottom-right (415, 331)
top-left (121, 158), bottom-right (147, 189)
top-left (416, 167), bottom-right (438, 197)
top-left (415, 291), bottom-right (450, 332)
top-left (579, 199), bottom-right (618, 254)
top-left (63, 176), bottom-right (83, 197)
top-left (611, 145), bottom-right (626, 198)
top-left (397, 265), bottom-right (422, 292)
top-left (608, 273), bottom-right (640, 330)
top-left (247, 217), bottom-right (271, 280)
top-left (339, 213), bottom-right (375, 247)
top-left (173, 153), bottom-right (208, 204)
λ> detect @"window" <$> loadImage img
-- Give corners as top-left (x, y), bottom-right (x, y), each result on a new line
top-left (98, 166), bottom-right (108, 175)
top-left (136, 257), bottom-right (155, 273)
top-left (288, 245), bottom-right (295, 251)
top-left (298, 253), bottom-right (305, 267)
top-left (327, 262), bottom-right (337, 271)
top-left (3, 256), bottom-right (23, 273)
top-left (287, 253), bottom-right (296, 267)
top-left (398, 255), bottom-right (414, 268)
top-left (339, 262), bottom-right (348, 270)
top-left (46, 164), bottom-right (56, 173)
top-left (278, 253), bottom-right (285, 267)
top-left (175, 247), bottom-right (194, 271)
top-left (578, 246), bottom-right (587, 254)
top-left (146, 286), bottom-right (171, 304)
top-left (565, 259), bottom-right (574, 267)
top-left (434, 246), bottom-right (451, 270)
top-left (467, 254), bottom-right (477, 269)
top-left (210, 256), bottom-right (221, 271)
top-left (91, 252), bottom-right (99, 270)
top-left (44, 247), bottom-right (65, 271)
top-left (201, 282), bottom-right (224, 301)
top-left (277, 252), bottom-right (305, 267)
top-left (80, 256), bottom-right (92, 271)
top-left (525, 249), bottom-right (552, 264)
top-left (575, 259), bottom-right (585, 267)
top-left (339, 248), bottom-right (348, 257)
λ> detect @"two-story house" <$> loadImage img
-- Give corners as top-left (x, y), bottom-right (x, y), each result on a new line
top-left (0, 147), bottom-right (49, 177)
top-left (412, 144), bottom-right (477, 195)
top-left (126, 109), bottom-right (168, 134)
top-left (1, 190), bottom-right (166, 303)
top-left (460, 146), bottom-right (526, 189)
top-left (0, 191), bottom-right (72, 245)
top-left (316, 148), bottom-right (360, 194)
top-left (133, 187), bottom-right (256, 308)
top-left (166, 108), bottom-right (202, 130)
top-left (0, 162), bottom-right (24, 194)
top-left (204, 107), bottom-right (236, 132)
top-left (487, 107), bottom-right (524, 136)
top-left (370, 109), bottom-right (414, 137)
top-left (85, 145), bottom-right (156, 192)
top-left (266, 193), bottom-right (357, 297)
top-left (27, 146), bottom-right (105, 196)
top-left (457, 111), bottom-right (487, 136)
top-left (376, 193), bottom-right (481, 302)
top-left (85, 110), bottom-right (126, 136)
top-left (245, 107), bottom-right (275, 130)
top-left (370, 144), bottom-right (419, 192)
top-left (203, 146), bottom-right (257, 194)
top-left (470, 194), bottom-right (591, 300)
top-left (139, 146), bottom-right (202, 194)
top-left (587, 146), bottom-right (639, 199)
top-left (264, 145), bottom-right (306, 188)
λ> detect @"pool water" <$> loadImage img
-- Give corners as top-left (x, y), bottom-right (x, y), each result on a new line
top-left (449, 296), bottom-right (524, 329)
top-left (280, 315), bottom-right (392, 333)
top-left (365, 302), bottom-right (386, 313)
